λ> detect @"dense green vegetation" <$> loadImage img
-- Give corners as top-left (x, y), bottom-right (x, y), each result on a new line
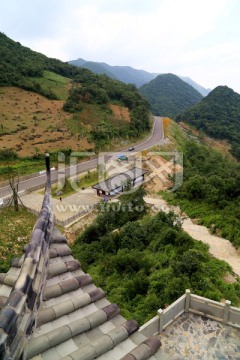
top-left (139, 73), bottom-right (203, 118)
top-left (69, 59), bottom-right (211, 95)
top-left (0, 207), bottom-right (36, 272)
top-left (0, 32), bottom-right (151, 152)
top-left (0, 148), bottom-right (84, 180)
top-left (175, 86), bottom-right (240, 159)
top-left (161, 120), bottom-right (240, 247)
top-left (72, 187), bottom-right (240, 325)
top-left (0, 32), bottom-right (80, 98)
top-left (64, 75), bottom-right (150, 150)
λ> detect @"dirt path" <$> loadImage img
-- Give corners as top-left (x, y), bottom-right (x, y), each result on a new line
top-left (182, 218), bottom-right (240, 276)
top-left (144, 196), bottom-right (240, 276)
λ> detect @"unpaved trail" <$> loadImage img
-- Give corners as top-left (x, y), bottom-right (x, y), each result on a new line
top-left (144, 196), bottom-right (240, 276)
top-left (182, 218), bottom-right (240, 276)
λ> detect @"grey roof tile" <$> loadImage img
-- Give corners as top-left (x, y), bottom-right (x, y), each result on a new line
top-left (108, 325), bottom-right (129, 346)
top-left (52, 299), bottom-right (75, 319)
top-left (0, 283), bottom-right (13, 298)
top-left (43, 273), bottom-right (92, 300)
top-left (47, 325), bottom-right (72, 347)
top-left (0, 296), bottom-right (7, 309)
top-left (43, 283), bottom-right (62, 300)
top-left (0, 274), bottom-right (17, 287)
top-left (50, 245), bottom-right (72, 258)
top-left (121, 336), bottom-right (161, 360)
top-left (59, 277), bottom-right (79, 293)
top-left (83, 327), bottom-right (103, 343)
top-left (94, 335), bottom-right (114, 356)
top-left (1, 222), bottom-right (165, 360)
top-left (9, 258), bottom-right (22, 268)
top-left (99, 320), bottom-right (116, 334)
top-left (68, 318), bottom-right (90, 337)
top-left (65, 344), bottom-right (96, 360)
top-left (74, 303), bottom-right (99, 319)
top-left (39, 347), bottom-right (61, 360)
top-left (51, 228), bottom-right (67, 243)
top-left (81, 283), bottom-right (98, 293)
top-left (47, 262), bottom-right (68, 279)
top-left (44, 288), bottom-right (85, 307)
top-left (33, 322), bottom-right (54, 338)
top-left (71, 331), bottom-right (90, 348)
top-left (28, 304), bottom-right (120, 358)
top-left (37, 307), bottom-right (56, 327)
top-left (64, 320), bottom-right (139, 360)
top-left (26, 334), bottom-right (49, 359)
top-left (38, 288), bottom-right (105, 327)
top-left (55, 339), bottom-right (78, 358)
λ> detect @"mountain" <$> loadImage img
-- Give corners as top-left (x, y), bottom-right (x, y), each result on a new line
top-left (179, 76), bottom-right (211, 96)
top-left (175, 85), bottom-right (240, 159)
top-left (0, 32), bottom-right (84, 98)
top-left (69, 58), bottom-right (158, 87)
top-left (138, 73), bottom-right (203, 118)
top-left (69, 58), bottom-right (211, 96)
top-left (0, 32), bottom-right (150, 157)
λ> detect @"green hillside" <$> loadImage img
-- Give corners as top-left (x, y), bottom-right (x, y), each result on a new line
top-left (139, 73), bottom-right (203, 118)
top-left (69, 58), bottom-right (211, 95)
top-left (161, 119), bottom-right (240, 247)
top-left (0, 32), bottom-right (80, 99)
top-left (175, 86), bottom-right (240, 159)
top-left (72, 187), bottom-right (240, 325)
top-left (0, 32), bottom-right (150, 156)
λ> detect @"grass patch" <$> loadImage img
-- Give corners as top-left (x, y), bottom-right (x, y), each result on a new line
top-left (0, 206), bottom-right (36, 272)
top-left (64, 115), bottom-right (90, 137)
top-left (0, 159), bottom-right (47, 181)
top-left (52, 170), bottom-right (100, 198)
top-left (29, 71), bottom-right (71, 100)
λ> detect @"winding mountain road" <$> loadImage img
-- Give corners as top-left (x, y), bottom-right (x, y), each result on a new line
top-left (0, 116), bottom-right (163, 199)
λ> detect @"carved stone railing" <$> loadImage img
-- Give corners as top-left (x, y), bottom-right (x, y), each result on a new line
top-left (0, 154), bottom-right (54, 360)
top-left (140, 289), bottom-right (240, 337)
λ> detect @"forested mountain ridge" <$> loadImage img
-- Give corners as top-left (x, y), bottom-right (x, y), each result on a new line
top-left (175, 86), bottom-right (240, 159)
top-left (69, 58), bottom-right (158, 87)
top-left (69, 58), bottom-right (211, 95)
top-left (0, 32), bottom-right (81, 98)
top-left (138, 73), bottom-right (203, 118)
top-left (0, 32), bottom-right (150, 157)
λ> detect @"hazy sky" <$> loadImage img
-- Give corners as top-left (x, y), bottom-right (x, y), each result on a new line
top-left (1, 0), bottom-right (240, 93)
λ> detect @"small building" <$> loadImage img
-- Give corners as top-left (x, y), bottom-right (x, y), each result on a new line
top-left (92, 167), bottom-right (147, 197)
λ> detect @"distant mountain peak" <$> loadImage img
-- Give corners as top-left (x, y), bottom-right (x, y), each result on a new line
top-left (138, 73), bottom-right (203, 118)
top-left (68, 58), bottom-right (211, 96)
top-left (175, 85), bottom-right (240, 159)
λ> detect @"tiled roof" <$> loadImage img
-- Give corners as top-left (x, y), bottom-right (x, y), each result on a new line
top-left (0, 157), bottom-right (171, 359)
top-left (92, 167), bottom-right (147, 192)
top-left (0, 227), bottom-right (164, 359)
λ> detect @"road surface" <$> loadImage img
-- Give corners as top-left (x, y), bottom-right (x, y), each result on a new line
top-left (0, 116), bottom-right (163, 199)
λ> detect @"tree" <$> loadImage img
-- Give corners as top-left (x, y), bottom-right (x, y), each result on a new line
top-left (6, 167), bottom-right (24, 211)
